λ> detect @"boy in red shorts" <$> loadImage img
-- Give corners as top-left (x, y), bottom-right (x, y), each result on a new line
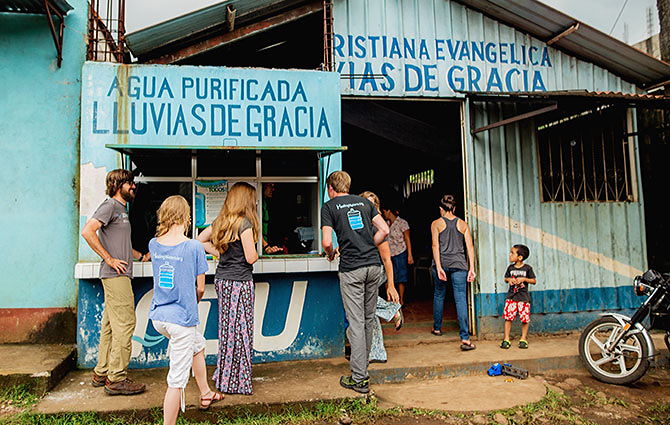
top-left (500, 244), bottom-right (536, 349)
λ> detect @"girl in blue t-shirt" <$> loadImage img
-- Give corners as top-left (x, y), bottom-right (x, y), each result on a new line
top-left (149, 195), bottom-right (223, 425)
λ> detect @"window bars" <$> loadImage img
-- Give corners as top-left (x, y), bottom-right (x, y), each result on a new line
top-left (537, 106), bottom-right (635, 203)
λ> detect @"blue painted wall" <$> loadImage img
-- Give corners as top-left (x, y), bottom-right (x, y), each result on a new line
top-left (77, 273), bottom-right (345, 368)
top-left (0, 2), bottom-right (87, 309)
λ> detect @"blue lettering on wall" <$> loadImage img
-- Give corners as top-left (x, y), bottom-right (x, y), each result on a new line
top-left (332, 34), bottom-right (553, 95)
top-left (85, 65), bottom-right (338, 146)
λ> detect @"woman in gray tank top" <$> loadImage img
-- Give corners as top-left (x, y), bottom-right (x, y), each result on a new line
top-left (430, 194), bottom-right (477, 351)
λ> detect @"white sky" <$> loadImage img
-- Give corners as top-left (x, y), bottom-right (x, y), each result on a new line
top-left (126, 0), bottom-right (659, 45)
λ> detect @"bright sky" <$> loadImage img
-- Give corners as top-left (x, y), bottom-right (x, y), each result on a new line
top-left (126, 0), bottom-right (659, 45)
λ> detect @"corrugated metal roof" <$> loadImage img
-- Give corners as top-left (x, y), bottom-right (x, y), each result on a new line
top-left (463, 90), bottom-right (670, 102)
top-left (0, 0), bottom-right (72, 14)
top-left (453, 0), bottom-right (670, 87)
top-left (125, 0), bottom-right (310, 58)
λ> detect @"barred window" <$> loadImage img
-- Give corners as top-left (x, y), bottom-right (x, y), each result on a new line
top-left (403, 169), bottom-right (434, 198)
top-left (537, 107), bottom-right (636, 203)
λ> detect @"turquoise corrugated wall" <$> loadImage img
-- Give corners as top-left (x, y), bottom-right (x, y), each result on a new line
top-left (334, 0), bottom-right (648, 333)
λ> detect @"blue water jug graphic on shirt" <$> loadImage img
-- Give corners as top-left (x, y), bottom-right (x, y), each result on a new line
top-left (158, 262), bottom-right (175, 289)
top-left (347, 208), bottom-right (364, 230)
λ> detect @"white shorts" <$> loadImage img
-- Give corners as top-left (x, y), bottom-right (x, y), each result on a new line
top-left (152, 320), bottom-right (206, 388)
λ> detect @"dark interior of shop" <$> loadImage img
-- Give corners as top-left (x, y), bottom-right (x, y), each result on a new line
top-left (341, 99), bottom-right (464, 330)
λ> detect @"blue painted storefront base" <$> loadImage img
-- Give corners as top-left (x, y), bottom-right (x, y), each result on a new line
top-left (478, 309), bottom-right (638, 334)
top-left (77, 272), bottom-right (344, 369)
top-left (476, 286), bottom-right (642, 334)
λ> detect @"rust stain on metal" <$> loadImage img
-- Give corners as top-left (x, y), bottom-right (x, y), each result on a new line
top-left (115, 65), bottom-right (131, 145)
top-left (144, 2), bottom-right (322, 65)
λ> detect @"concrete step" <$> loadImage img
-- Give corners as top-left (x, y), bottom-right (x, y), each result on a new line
top-left (0, 344), bottom-right (76, 396)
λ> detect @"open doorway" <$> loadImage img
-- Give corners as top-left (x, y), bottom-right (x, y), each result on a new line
top-left (341, 99), bottom-right (466, 341)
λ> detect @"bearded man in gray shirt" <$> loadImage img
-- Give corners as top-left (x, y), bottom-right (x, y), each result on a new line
top-left (81, 169), bottom-right (149, 395)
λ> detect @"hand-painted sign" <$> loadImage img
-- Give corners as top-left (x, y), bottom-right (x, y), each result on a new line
top-left (333, 0), bottom-right (556, 97)
top-left (77, 273), bottom-right (344, 368)
top-left (80, 62), bottom-right (341, 147)
top-left (335, 35), bottom-right (551, 94)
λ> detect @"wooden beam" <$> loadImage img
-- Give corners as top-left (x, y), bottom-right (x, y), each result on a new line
top-left (547, 23), bottom-right (579, 46)
top-left (144, 2), bottom-right (322, 64)
top-left (472, 104), bottom-right (558, 134)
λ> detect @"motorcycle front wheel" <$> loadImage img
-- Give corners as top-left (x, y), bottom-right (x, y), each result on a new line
top-left (578, 317), bottom-right (650, 385)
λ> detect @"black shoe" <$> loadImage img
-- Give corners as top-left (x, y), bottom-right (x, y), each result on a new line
top-left (369, 359), bottom-right (387, 363)
top-left (339, 375), bottom-right (370, 394)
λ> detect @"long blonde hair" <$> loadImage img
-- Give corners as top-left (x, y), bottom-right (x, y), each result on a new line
top-left (359, 191), bottom-right (381, 213)
top-left (156, 195), bottom-right (191, 237)
top-left (211, 182), bottom-right (259, 253)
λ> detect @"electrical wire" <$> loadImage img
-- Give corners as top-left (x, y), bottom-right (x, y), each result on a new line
top-left (609, 0), bottom-right (630, 35)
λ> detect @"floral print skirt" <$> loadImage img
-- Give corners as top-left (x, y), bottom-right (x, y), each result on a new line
top-left (212, 278), bottom-right (254, 395)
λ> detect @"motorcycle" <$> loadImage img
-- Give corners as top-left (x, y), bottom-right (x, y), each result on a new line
top-left (579, 269), bottom-right (670, 385)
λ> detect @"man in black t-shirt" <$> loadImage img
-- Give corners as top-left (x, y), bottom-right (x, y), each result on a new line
top-left (321, 171), bottom-right (389, 394)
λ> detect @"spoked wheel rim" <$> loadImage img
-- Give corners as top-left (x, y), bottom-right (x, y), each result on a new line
top-left (583, 321), bottom-right (643, 380)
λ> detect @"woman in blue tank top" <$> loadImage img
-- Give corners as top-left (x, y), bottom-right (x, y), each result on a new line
top-left (430, 194), bottom-right (477, 351)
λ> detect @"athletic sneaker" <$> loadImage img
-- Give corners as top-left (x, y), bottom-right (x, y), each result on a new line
top-left (91, 372), bottom-right (106, 387)
top-left (500, 340), bottom-right (511, 349)
top-left (340, 375), bottom-right (369, 394)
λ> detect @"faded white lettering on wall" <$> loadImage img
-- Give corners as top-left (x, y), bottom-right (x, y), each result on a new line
top-left (131, 281), bottom-right (308, 358)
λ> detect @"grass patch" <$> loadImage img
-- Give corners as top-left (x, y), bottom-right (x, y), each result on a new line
top-left (0, 385), bottom-right (39, 409)
top-left (0, 398), bottom-right (382, 425)
top-left (645, 402), bottom-right (670, 424)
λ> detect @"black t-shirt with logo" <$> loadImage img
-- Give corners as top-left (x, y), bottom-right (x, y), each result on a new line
top-left (321, 194), bottom-right (381, 272)
top-left (504, 264), bottom-right (536, 303)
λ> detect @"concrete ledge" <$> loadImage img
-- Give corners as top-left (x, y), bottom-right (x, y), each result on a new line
top-left (0, 344), bottom-right (76, 395)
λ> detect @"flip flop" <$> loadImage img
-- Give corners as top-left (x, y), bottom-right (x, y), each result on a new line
top-left (199, 391), bottom-right (224, 410)
top-left (394, 310), bottom-right (404, 331)
top-left (460, 341), bottom-right (476, 351)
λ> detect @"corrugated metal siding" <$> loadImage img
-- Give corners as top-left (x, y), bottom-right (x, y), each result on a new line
top-left (466, 100), bottom-right (647, 315)
top-left (335, 0), bottom-right (648, 318)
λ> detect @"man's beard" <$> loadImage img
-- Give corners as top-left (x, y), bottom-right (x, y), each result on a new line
top-left (120, 187), bottom-right (135, 202)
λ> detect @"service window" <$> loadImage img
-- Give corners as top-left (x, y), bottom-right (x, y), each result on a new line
top-left (123, 147), bottom-right (329, 258)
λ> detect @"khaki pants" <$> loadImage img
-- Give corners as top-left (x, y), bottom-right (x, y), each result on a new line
top-left (94, 276), bottom-right (136, 382)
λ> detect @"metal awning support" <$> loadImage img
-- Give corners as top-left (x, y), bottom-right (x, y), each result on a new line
top-left (0, 0), bottom-right (72, 67)
top-left (471, 103), bottom-right (558, 134)
top-left (225, 4), bottom-right (236, 31)
top-left (144, 1), bottom-right (322, 64)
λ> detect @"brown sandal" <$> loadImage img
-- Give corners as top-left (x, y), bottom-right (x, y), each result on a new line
top-left (199, 391), bottom-right (224, 410)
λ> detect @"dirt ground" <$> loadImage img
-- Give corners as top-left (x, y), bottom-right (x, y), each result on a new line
top-left (2, 368), bottom-right (669, 424)
top-left (326, 368), bottom-right (670, 425)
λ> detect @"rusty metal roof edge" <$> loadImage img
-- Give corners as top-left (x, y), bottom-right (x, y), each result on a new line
top-left (125, 0), bottom-right (313, 58)
top-left (458, 90), bottom-right (670, 101)
top-left (453, 0), bottom-right (670, 87)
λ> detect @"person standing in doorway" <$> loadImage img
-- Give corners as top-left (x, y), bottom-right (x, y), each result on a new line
top-left (321, 171), bottom-right (389, 394)
top-left (261, 183), bottom-right (282, 255)
top-left (81, 169), bottom-right (148, 395)
top-left (197, 182), bottom-right (259, 395)
top-left (430, 194), bottom-right (477, 351)
top-left (382, 205), bottom-right (413, 305)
